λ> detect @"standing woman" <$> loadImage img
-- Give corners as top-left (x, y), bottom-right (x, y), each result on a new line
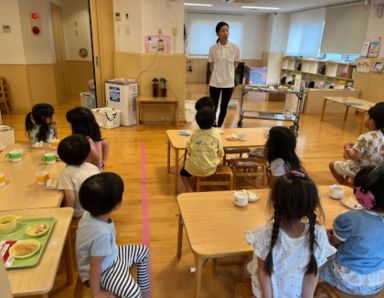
top-left (208, 21), bottom-right (241, 127)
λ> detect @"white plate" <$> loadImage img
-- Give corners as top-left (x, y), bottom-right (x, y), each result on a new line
top-left (226, 134), bottom-right (238, 141)
top-left (342, 196), bottom-right (363, 210)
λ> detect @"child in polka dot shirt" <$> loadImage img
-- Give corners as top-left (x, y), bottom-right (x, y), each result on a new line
top-left (245, 172), bottom-right (336, 297)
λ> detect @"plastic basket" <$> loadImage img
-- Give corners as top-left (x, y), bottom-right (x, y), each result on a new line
top-left (0, 125), bottom-right (15, 150)
top-left (80, 92), bottom-right (96, 109)
top-left (92, 108), bottom-right (121, 129)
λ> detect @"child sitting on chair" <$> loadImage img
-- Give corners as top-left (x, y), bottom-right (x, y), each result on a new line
top-left (329, 103), bottom-right (384, 184)
top-left (180, 106), bottom-right (224, 192)
top-left (76, 172), bottom-right (151, 298)
top-left (189, 96), bottom-right (215, 129)
top-left (57, 134), bottom-right (100, 218)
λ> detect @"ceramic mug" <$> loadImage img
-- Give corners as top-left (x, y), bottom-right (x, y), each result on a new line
top-left (35, 170), bottom-right (49, 185)
top-left (329, 184), bottom-right (344, 199)
top-left (0, 172), bottom-right (5, 187)
top-left (0, 215), bottom-right (18, 234)
top-left (42, 152), bottom-right (57, 164)
top-left (49, 139), bottom-right (60, 149)
top-left (5, 150), bottom-right (22, 162)
top-left (233, 191), bottom-right (248, 207)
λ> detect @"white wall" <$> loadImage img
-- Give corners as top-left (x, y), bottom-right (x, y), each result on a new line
top-left (18, 0), bottom-right (56, 64)
top-left (62, 0), bottom-right (92, 61)
top-left (185, 12), bottom-right (268, 59)
top-left (113, 0), bottom-right (184, 54)
top-left (266, 13), bottom-right (289, 52)
top-left (0, 0), bottom-right (26, 64)
top-left (366, 8), bottom-right (384, 58)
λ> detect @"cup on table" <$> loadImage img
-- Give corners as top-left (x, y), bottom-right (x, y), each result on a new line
top-left (233, 191), bottom-right (248, 207)
top-left (35, 170), bottom-right (49, 186)
top-left (5, 150), bottom-right (22, 162)
top-left (49, 139), bottom-right (60, 149)
top-left (0, 172), bottom-right (5, 187)
top-left (0, 215), bottom-right (19, 234)
top-left (42, 152), bottom-right (57, 164)
top-left (329, 184), bottom-right (344, 199)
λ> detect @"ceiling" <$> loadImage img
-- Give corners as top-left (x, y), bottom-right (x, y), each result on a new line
top-left (184, 0), bottom-right (363, 14)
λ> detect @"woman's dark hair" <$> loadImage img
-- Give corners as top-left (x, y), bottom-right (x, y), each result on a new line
top-left (264, 173), bottom-right (323, 277)
top-left (25, 103), bottom-right (54, 142)
top-left (57, 134), bottom-right (90, 166)
top-left (80, 172), bottom-right (124, 216)
top-left (368, 103), bottom-right (384, 131)
top-left (66, 107), bottom-right (102, 141)
top-left (265, 126), bottom-right (302, 171)
top-left (196, 106), bottom-right (215, 130)
top-left (195, 96), bottom-right (214, 111)
top-left (354, 165), bottom-right (384, 210)
top-left (215, 21), bottom-right (229, 43)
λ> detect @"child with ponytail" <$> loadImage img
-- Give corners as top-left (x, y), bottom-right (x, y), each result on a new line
top-left (245, 172), bottom-right (336, 297)
top-left (25, 103), bottom-right (57, 144)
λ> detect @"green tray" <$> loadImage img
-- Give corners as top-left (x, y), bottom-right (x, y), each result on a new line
top-left (0, 217), bottom-right (56, 269)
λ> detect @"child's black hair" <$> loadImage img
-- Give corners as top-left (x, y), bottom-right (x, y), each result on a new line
top-left (196, 106), bottom-right (215, 130)
top-left (79, 172), bottom-right (124, 216)
top-left (265, 126), bottom-right (302, 171)
top-left (264, 173), bottom-right (323, 276)
top-left (368, 103), bottom-right (384, 131)
top-left (195, 96), bottom-right (214, 111)
top-left (354, 165), bottom-right (384, 210)
top-left (25, 103), bottom-right (54, 142)
top-left (57, 134), bottom-right (90, 166)
top-left (66, 107), bottom-right (102, 141)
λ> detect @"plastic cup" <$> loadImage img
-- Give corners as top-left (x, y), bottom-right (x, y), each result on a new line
top-left (0, 173), bottom-right (5, 187)
top-left (35, 171), bottom-right (49, 186)
top-left (49, 139), bottom-right (60, 149)
top-left (42, 152), bottom-right (57, 164)
top-left (5, 150), bottom-right (22, 162)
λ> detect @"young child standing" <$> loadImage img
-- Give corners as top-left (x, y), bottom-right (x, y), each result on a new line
top-left (180, 106), bottom-right (224, 191)
top-left (76, 172), bottom-right (151, 298)
top-left (329, 103), bottom-right (384, 184)
top-left (320, 165), bottom-right (384, 296)
top-left (57, 134), bottom-right (99, 218)
top-left (66, 107), bottom-right (109, 171)
top-left (25, 103), bottom-right (57, 144)
top-left (264, 126), bottom-right (304, 185)
top-left (246, 172), bottom-right (336, 297)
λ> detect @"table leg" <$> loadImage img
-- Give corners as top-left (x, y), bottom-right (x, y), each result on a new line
top-left (177, 214), bottom-right (183, 259)
top-left (194, 255), bottom-right (205, 298)
top-left (174, 104), bottom-right (177, 124)
top-left (212, 258), bottom-right (218, 275)
top-left (167, 140), bottom-right (171, 173)
top-left (64, 233), bottom-right (74, 286)
top-left (343, 106), bottom-right (350, 122)
top-left (174, 149), bottom-right (179, 194)
top-left (320, 98), bottom-right (328, 121)
top-left (358, 112), bottom-right (366, 135)
top-left (40, 294), bottom-right (49, 298)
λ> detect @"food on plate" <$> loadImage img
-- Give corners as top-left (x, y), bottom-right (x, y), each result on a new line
top-left (9, 240), bottom-right (40, 259)
top-left (25, 223), bottom-right (50, 237)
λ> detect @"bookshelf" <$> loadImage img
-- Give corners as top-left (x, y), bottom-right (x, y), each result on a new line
top-left (281, 57), bottom-right (356, 89)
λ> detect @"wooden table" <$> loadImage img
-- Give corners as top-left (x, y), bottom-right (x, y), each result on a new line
top-left (138, 95), bottom-right (178, 123)
top-left (321, 96), bottom-right (375, 134)
top-left (0, 144), bottom-right (64, 211)
top-left (177, 186), bottom-right (351, 298)
top-left (1, 207), bottom-right (74, 298)
top-left (167, 128), bottom-right (268, 194)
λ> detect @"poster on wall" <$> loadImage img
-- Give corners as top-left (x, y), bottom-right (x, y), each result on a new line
top-left (356, 60), bottom-right (372, 73)
top-left (144, 35), bottom-right (171, 54)
top-left (372, 62), bottom-right (384, 72)
top-left (367, 40), bottom-right (381, 58)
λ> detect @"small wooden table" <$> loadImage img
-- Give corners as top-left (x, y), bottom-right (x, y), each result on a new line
top-left (0, 144), bottom-right (64, 211)
top-left (167, 128), bottom-right (268, 194)
top-left (138, 95), bottom-right (178, 123)
top-left (2, 207), bottom-right (74, 298)
top-left (321, 96), bottom-right (375, 134)
top-left (177, 186), bottom-right (351, 298)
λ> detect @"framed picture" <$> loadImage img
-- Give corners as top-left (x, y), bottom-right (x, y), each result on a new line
top-left (356, 60), bottom-right (371, 73)
top-left (367, 41), bottom-right (381, 58)
top-left (372, 61), bottom-right (384, 72)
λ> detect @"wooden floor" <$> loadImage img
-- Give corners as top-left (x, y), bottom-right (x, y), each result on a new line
top-left (1, 93), bottom-right (362, 298)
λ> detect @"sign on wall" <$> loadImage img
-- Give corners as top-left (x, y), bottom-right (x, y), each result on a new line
top-left (144, 35), bottom-right (171, 54)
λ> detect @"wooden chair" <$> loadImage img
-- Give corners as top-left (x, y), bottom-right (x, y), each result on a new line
top-left (195, 165), bottom-right (233, 192)
top-left (315, 281), bottom-right (384, 298)
top-left (234, 277), bottom-right (255, 298)
top-left (223, 147), bottom-right (250, 165)
top-left (229, 158), bottom-right (268, 190)
top-left (0, 78), bottom-right (11, 113)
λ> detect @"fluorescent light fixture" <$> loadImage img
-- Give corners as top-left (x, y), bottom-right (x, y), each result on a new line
top-left (184, 2), bottom-right (213, 7)
top-left (241, 6), bottom-right (280, 10)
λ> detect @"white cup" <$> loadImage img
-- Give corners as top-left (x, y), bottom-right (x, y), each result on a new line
top-left (233, 191), bottom-right (248, 207)
top-left (329, 184), bottom-right (344, 199)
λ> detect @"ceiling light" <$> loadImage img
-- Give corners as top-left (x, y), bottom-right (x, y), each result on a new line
top-left (241, 6), bottom-right (280, 10)
top-left (184, 2), bottom-right (213, 7)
